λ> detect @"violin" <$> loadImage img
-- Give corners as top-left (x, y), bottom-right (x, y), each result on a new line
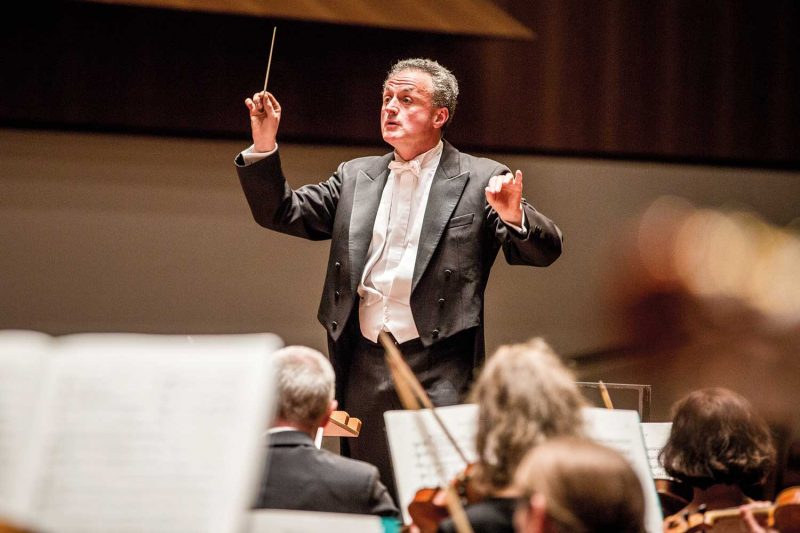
top-left (379, 332), bottom-right (477, 533)
top-left (662, 486), bottom-right (800, 533)
top-left (407, 463), bottom-right (483, 533)
top-left (654, 478), bottom-right (693, 517)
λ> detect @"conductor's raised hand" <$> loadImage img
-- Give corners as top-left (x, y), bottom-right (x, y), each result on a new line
top-left (486, 169), bottom-right (524, 227)
top-left (245, 91), bottom-right (281, 153)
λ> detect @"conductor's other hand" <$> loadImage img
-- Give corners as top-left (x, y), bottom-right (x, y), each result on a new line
top-left (486, 169), bottom-right (524, 227)
top-left (245, 91), bottom-right (281, 153)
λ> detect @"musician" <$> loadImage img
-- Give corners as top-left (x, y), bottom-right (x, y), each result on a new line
top-left (253, 345), bottom-right (399, 518)
top-left (437, 338), bottom-right (586, 533)
top-left (512, 436), bottom-right (646, 533)
top-left (236, 57), bottom-right (563, 494)
top-left (660, 387), bottom-right (776, 532)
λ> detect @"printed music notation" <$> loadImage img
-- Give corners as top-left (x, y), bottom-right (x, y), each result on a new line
top-left (640, 422), bottom-right (672, 480)
top-left (385, 404), bottom-right (478, 524)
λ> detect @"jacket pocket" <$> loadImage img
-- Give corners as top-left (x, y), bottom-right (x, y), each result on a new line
top-left (447, 213), bottom-right (474, 229)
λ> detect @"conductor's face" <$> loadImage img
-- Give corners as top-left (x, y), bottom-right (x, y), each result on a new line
top-left (381, 69), bottom-right (448, 160)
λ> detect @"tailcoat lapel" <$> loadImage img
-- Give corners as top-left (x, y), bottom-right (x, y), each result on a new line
top-left (348, 153), bottom-right (392, 292)
top-left (412, 141), bottom-right (469, 292)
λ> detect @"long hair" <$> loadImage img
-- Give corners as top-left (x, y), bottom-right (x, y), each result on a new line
top-left (514, 437), bottom-right (646, 533)
top-left (660, 387), bottom-right (774, 489)
top-left (471, 338), bottom-right (586, 491)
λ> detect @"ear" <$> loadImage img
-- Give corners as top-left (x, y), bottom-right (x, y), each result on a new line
top-left (433, 107), bottom-right (449, 129)
top-left (318, 399), bottom-right (338, 428)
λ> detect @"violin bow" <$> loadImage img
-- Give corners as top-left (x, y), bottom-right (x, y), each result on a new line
top-left (598, 380), bottom-right (615, 410)
top-left (378, 331), bottom-right (475, 533)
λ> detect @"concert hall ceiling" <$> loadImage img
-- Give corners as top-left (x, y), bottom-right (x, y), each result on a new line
top-left (79, 0), bottom-right (535, 39)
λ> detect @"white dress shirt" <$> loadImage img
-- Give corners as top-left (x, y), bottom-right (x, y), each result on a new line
top-left (357, 141), bottom-right (444, 343)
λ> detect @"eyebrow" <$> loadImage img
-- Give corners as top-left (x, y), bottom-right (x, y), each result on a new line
top-left (384, 81), bottom-right (420, 91)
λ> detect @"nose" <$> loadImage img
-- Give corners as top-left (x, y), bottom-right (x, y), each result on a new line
top-left (384, 97), bottom-right (399, 114)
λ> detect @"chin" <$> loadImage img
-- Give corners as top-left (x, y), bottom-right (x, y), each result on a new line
top-left (382, 133), bottom-right (400, 146)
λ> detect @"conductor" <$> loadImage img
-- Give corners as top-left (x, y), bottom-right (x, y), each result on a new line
top-left (235, 58), bottom-right (563, 496)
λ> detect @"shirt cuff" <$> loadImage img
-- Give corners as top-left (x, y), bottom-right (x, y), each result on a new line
top-left (240, 143), bottom-right (278, 165)
top-left (504, 206), bottom-right (528, 236)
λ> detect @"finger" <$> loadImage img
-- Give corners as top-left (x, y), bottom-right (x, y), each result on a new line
top-left (514, 169), bottom-right (524, 187)
top-left (493, 175), bottom-right (505, 193)
top-left (266, 92), bottom-right (281, 113)
top-left (486, 175), bottom-right (499, 194)
top-left (252, 93), bottom-right (264, 112)
top-left (739, 507), bottom-right (764, 533)
top-left (261, 92), bottom-right (273, 112)
top-left (245, 98), bottom-right (255, 112)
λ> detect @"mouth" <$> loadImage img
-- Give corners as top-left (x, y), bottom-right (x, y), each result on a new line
top-left (384, 120), bottom-right (400, 129)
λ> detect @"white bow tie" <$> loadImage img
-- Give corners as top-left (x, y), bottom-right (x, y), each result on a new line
top-left (388, 159), bottom-right (422, 178)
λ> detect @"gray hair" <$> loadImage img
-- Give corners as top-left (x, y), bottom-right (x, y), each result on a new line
top-left (272, 345), bottom-right (335, 427)
top-left (471, 337), bottom-right (586, 491)
top-left (385, 58), bottom-right (459, 127)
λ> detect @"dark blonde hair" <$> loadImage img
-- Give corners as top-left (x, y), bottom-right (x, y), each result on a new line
top-left (514, 437), bottom-right (646, 533)
top-left (660, 387), bottom-right (775, 489)
top-left (471, 338), bottom-right (585, 491)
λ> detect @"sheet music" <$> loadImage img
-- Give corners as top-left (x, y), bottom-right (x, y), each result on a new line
top-left (640, 422), bottom-right (673, 480)
top-left (247, 509), bottom-right (389, 533)
top-left (12, 332), bottom-right (281, 533)
top-left (581, 407), bottom-right (664, 533)
top-left (386, 404), bottom-right (664, 531)
top-left (0, 331), bottom-right (53, 524)
top-left (384, 404), bottom-right (478, 524)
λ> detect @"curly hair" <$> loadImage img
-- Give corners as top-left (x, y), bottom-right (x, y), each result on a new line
top-left (660, 387), bottom-right (774, 490)
top-left (471, 338), bottom-right (586, 492)
top-left (385, 58), bottom-right (459, 127)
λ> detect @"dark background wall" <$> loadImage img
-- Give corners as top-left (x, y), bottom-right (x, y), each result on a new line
top-left (2, 1), bottom-right (800, 422)
top-left (2, 0), bottom-right (798, 166)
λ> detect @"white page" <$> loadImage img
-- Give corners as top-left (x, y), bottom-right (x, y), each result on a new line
top-left (581, 407), bottom-right (664, 533)
top-left (0, 330), bottom-right (54, 525)
top-left (15, 332), bottom-right (281, 533)
top-left (386, 404), bottom-right (663, 531)
top-left (384, 404), bottom-right (478, 524)
top-left (246, 509), bottom-right (388, 533)
top-left (640, 422), bottom-right (672, 480)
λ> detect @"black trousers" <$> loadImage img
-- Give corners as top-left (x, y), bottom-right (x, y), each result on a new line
top-left (329, 319), bottom-right (479, 505)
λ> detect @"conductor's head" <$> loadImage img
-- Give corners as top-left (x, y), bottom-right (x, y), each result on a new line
top-left (270, 346), bottom-right (337, 437)
top-left (381, 58), bottom-right (458, 161)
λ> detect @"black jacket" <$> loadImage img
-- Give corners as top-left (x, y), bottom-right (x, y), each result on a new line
top-left (254, 430), bottom-right (399, 519)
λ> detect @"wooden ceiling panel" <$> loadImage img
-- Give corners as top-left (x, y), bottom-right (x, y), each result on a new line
top-left (79, 0), bottom-right (535, 39)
